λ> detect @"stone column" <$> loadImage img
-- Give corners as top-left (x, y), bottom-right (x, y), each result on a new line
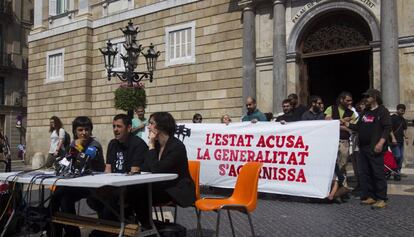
top-left (241, 4), bottom-right (256, 110)
top-left (273, 0), bottom-right (287, 114)
top-left (380, 0), bottom-right (399, 109)
top-left (33, 0), bottom-right (44, 31)
top-left (78, 0), bottom-right (90, 16)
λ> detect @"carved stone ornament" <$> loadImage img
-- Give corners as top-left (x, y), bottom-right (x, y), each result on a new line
top-left (302, 20), bottom-right (370, 54)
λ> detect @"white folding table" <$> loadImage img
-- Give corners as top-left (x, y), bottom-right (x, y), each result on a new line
top-left (0, 171), bottom-right (178, 237)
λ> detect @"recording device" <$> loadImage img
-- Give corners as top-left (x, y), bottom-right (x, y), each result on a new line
top-left (55, 144), bottom-right (97, 177)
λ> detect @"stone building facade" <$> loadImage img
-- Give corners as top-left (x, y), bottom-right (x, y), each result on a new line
top-left (27, 0), bottom-right (414, 163)
top-left (0, 0), bottom-right (33, 160)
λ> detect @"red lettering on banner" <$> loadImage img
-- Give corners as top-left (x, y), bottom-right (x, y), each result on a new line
top-left (278, 151), bottom-right (288, 164)
top-left (228, 134), bottom-right (237, 146)
top-left (297, 151), bottom-right (308, 165)
top-left (278, 168), bottom-right (286, 180)
top-left (287, 169), bottom-right (296, 181)
top-left (205, 133), bottom-right (212, 145)
top-left (256, 135), bottom-right (266, 147)
top-left (286, 135), bottom-right (295, 148)
top-left (220, 164), bottom-right (308, 183)
top-left (287, 152), bottom-right (298, 165)
top-left (296, 169), bottom-right (307, 182)
top-left (239, 150), bottom-right (247, 162)
top-left (247, 150), bottom-right (255, 162)
top-left (266, 135), bottom-right (275, 148)
top-left (295, 136), bottom-right (305, 148)
top-left (229, 149), bottom-right (239, 162)
top-left (214, 133), bottom-right (222, 145)
top-left (276, 136), bottom-right (285, 148)
top-left (196, 148), bottom-right (210, 160)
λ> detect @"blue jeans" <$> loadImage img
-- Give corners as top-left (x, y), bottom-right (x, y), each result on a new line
top-left (391, 143), bottom-right (404, 171)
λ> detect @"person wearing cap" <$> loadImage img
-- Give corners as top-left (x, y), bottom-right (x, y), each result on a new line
top-left (344, 89), bottom-right (392, 209)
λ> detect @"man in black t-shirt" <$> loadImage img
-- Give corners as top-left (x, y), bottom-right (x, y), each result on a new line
top-left (106, 114), bottom-right (148, 173)
top-left (88, 114), bottom-right (148, 227)
top-left (346, 89), bottom-right (392, 209)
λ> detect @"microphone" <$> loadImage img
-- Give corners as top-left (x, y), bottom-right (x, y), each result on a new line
top-left (80, 146), bottom-right (98, 175)
top-left (55, 143), bottom-right (84, 176)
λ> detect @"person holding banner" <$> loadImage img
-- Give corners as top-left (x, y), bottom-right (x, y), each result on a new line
top-left (345, 89), bottom-right (392, 209)
top-left (242, 97), bottom-right (267, 122)
top-left (131, 112), bottom-right (196, 229)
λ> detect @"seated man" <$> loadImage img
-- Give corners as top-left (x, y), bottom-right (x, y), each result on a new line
top-left (131, 112), bottom-right (196, 228)
top-left (87, 114), bottom-right (148, 224)
top-left (50, 116), bottom-right (105, 237)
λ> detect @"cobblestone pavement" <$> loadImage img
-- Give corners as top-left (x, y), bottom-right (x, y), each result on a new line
top-left (5, 167), bottom-right (414, 237)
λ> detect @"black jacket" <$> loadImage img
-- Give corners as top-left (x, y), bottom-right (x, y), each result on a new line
top-left (349, 105), bottom-right (392, 152)
top-left (143, 136), bottom-right (196, 207)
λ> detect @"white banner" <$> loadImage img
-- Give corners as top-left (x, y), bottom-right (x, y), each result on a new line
top-left (175, 120), bottom-right (339, 199)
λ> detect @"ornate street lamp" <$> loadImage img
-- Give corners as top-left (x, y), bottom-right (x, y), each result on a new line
top-left (100, 19), bottom-right (160, 85)
top-left (100, 20), bottom-right (160, 118)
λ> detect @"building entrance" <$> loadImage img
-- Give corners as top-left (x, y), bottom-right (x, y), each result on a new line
top-left (298, 11), bottom-right (373, 106)
top-left (306, 50), bottom-right (371, 107)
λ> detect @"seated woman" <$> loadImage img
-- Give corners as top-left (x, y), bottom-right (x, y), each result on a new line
top-left (131, 112), bottom-right (196, 228)
top-left (50, 116), bottom-right (105, 237)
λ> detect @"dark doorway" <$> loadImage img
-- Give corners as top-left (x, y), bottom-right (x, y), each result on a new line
top-left (306, 50), bottom-right (371, 107)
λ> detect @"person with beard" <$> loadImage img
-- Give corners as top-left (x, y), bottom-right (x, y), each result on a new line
top-left (288, 93), bottom-right (307, 120)
top-left (345, 89), bottom-right (392, 209)
top-left (242, 96), bottom-right (267, 122)
top-left (301, 95), bottom-right (325, 120)
top-left (50, 116), bottom-right (105, 237)
top-left (276, 99), bottom-right (297, 122)
top-left (87, 114), bottom-right (148, 237)
top-left (325, 91), bottom-right (356, 187)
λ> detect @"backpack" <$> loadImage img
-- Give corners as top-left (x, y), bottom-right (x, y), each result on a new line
top-left (63, 131), bottom-right (71, 151)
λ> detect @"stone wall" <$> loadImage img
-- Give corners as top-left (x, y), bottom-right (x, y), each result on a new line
top-left (27, 0), bottom-right (244, 159)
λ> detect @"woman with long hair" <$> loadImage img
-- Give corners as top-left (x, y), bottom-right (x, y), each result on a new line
top-left (45, 116), bottom-right (65, 168)
top-left (131, 112), bottom-right (195, 228)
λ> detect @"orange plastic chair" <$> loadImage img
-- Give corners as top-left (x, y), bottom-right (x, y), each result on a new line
top-left (195, 162), bottom-right (262, 237)
top-left (154, 160), bottom-right (201, 223)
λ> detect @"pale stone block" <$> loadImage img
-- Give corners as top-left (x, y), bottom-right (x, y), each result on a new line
top-left (197, 72), bottom-right (212, 82)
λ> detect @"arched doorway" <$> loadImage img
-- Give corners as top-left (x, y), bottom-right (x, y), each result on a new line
top-left (298, 10), bottom-right (373, 106)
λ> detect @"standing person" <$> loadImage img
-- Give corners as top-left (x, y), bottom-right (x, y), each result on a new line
top-left (221, 114), bottom-right (232, 125)
top-left (325, 92), bottom-right (356, 186)
top-left (288, 93), bottom-right (307, 120)
top-left (45, 116), bottom-right (66, 168)
top-left (192, 113), bottom-right (203, 123)
top-left (390, 104), bottom-right (408, 178)
top-left (345, 89), bottom-right (392, 209)
top-left (131, 105), bottom-right (148, 138)
top-left (301, 95), bottom-right (325, 120)
top-left (242, 97), bottom-right (267, 122)
top-left (131, 112), bottom-right (195, 228)
top-left (276, 99), bottom-right (297, 122)
top-left (50, 116), bottom-right (105, 237)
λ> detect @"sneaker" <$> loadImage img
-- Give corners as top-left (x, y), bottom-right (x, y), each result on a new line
top-left (360, 197), bottom-right (376, 205)
top-left (371, 200), bottom-right (387, 209)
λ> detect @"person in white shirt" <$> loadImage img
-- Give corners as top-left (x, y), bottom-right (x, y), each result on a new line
top-left (45, 116), bottom-right (66, 168)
